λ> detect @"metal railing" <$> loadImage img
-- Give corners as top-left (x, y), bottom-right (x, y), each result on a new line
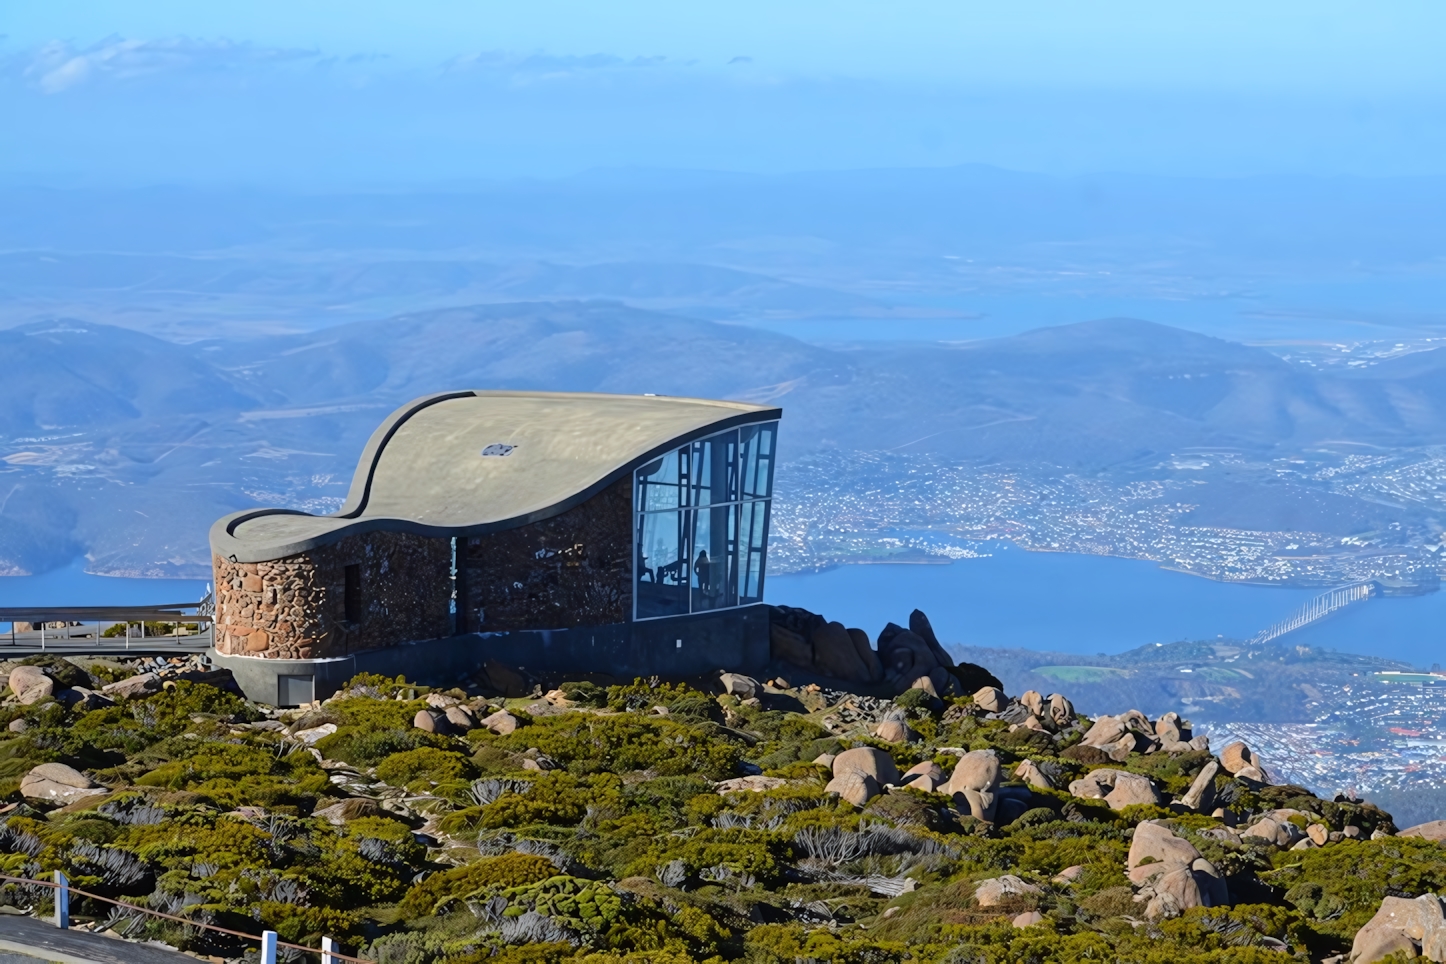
top-left (0, 873), bottom-right (371, 964)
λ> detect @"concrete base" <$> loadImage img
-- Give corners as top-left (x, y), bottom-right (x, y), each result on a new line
top-left (211, 603), bottom-right (772, 705)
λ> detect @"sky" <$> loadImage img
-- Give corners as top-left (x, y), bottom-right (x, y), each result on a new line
top-left (2, 2), bottom-right (1445, 184)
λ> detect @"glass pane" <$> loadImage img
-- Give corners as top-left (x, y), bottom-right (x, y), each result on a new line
top-left (635, 510), bottom-right (690, 618)
top-left (740, 422), bottom-right (777, 501)
top-left (687, 430), bottom-right (738, 506)
top-left (737, 500), bottom-right (770, 604)
top-left (636, 448), bottom-right (685, 513)
top-left (690, 506), bottom-right (738, 612)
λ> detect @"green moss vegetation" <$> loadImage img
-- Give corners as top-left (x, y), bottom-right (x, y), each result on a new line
top-left (0, 669), bottom-right (1436, 962)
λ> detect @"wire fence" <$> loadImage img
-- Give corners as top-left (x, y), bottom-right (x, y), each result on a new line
top-left (0, 873), bottom-right (372, 963)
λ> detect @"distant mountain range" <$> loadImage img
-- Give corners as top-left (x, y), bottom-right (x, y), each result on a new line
top-left (2, 304), bottom-right (1445, 578)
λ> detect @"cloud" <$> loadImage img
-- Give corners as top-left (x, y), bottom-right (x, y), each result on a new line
top-left (14, 36), bottom-right (319, 93)
top-left (727, 56), bottom-right (754, 65)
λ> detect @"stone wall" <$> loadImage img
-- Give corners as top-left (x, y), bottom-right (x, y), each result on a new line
top-left (462, 476), bottom-right (632, 632)
top-left (213, 530), bottom-right (452, 660)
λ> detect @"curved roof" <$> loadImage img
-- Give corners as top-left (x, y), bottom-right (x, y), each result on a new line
top-left (211, 390), bottom-right (781, 563)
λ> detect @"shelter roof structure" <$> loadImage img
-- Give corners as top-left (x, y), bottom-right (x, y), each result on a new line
top-left (210, 390), bottom-right (781, 563)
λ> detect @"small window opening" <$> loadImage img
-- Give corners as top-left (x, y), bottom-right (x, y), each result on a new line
top-left (344, 564), bottom-right (363, 623)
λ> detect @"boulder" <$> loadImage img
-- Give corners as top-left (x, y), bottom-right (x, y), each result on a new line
top-left (56, 687), bottom-right (114, 712)
top-left (424, 692), bottom-right (457, 708)
top-left (1012, 911), bottom-right (1044, 928)
top-left (1352, 894), bottom-right (1446, 962)
top-left (951, 661), bottom-right (1006, 695)
top-left (944, 749), bottom-right (1001, 794)
top-left (1054, 865), bottom-right (1085, 884)
top-left (812, 622), bottom-right (871, 681)
top-left (812, 753), bottom-right (836, 769)
top-left (825, 770), bottom-right (881, 807)
top-left (1155, 712), bottom-right (1183, 743)
top-left (1351, 924), bottom-right (1420, 964)
top-left (9, 665), bottom-right (54, 705)
top-left (909, 675), bottom-right (939, 698)
top-left (907, 609), bottom-right (955, 668)
top-left (1019, 690), bottom-right (1045, 718)
top-left (1068, 769), bottom-right (1160, 810)
top-left (20, 763), bottom-right (106, 804)
top-left (1128, 822), bottom-right (1202, 882)
top-left (1079, 715), bottom-right (1127, 748)
top-left (101, 672), bottom-right (162, 700)
top-left (7, 718), bottom-right (26, 733)
top-left (413, 709), bottom-right (451, 734)
top-left (904, 761), bottom-right (944, 784)
top-left (1188, 735), bottom-right (1211, 752)
top-left (1220, 741), bottom-right (1255, 775)
top-left (1147, 867), bottom-right (1204, 918)
top-left (1400, 820), bottom-right (1446, 842)
top-left (972, 687), bottom-right (1007, 713)
top-left (879, 629), bottom-right (940, 687)
top-left (1046, 693), bottom-right (1075, 727)
top-left (719, 673), bottom-right (759, 699)
top-left (293, 722), bottom-right (337, 744)
top-left (770, 624), bottom-right (813, 668)
top-left (1099, 734), bottom-right (1139, 762)
top-left (873, 719), bottom-right (917, 743)
top-left (445, 706), bottom-right (478, 731)
top-left (1308, 823), bottom-right (1330, 846)
top-left (1180, 760), bottom-right (1220, 812)
top-left (1235, 764), bottom-right (1270, 785)
top-left (715, 775), bottom-right (789, 793)
top-left (973, 874), bottom-right (1041, 908)
top-left (1015, 759), bottom-right (1053, 789)
top-left (846, 628), bottom-right (884, 683)
top-left (832, 747), bottom-right (901, 787)
top-left (1241, 815), bottom-right (1303, 847)
top-left (481, 710), bottom-right (519, 736)
top-left (956, 787), bottom-right (998, 822)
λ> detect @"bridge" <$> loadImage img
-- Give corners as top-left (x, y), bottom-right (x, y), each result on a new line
top-left (0, 597), bottom-right (213, 656)
top-left (1250, 581), bottom-right (1376, 646)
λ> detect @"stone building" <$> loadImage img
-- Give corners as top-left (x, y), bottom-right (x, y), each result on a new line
top-left (209, 390), bottom-right (780, 703)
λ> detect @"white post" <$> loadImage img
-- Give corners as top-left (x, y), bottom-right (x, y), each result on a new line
top-left (260, 930), bottom-right (278, 964)
top-left (54, 870), bottom-right (68, 929)
top-left (40, 623), bottom-right (45, 651)
top-left (322, 936), bottom-right (338, 964)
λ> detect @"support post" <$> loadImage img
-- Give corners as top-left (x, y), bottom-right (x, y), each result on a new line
top-left (260, 929), bottom-right (278, 964)
top-left (321, 936), bottom-right (338, 964)
top-left (54, 870), bottom-right (68, 929)
top-left (40, 623), bottom-right (44, 651)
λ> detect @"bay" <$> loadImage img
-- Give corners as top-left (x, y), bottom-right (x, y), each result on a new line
top-left (767, 543), bottom-right (1446, 667)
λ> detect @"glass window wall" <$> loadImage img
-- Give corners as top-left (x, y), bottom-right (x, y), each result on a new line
top-left (634, 421), bottom-right (775, 620)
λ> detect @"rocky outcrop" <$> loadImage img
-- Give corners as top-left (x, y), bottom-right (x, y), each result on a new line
top-left (1126, 822), bottom-right (1228, 919)
top-left (1351, 894), bottom-right (1446, 962)
top-left (1077, 709), bottom-right (1206, 760)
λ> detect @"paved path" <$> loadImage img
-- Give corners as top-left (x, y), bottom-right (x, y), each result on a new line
top-left (0, 916), bottom-right (198, 963)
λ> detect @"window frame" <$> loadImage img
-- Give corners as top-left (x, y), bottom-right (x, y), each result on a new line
top-left (631, 420), bottom-right (776, 622)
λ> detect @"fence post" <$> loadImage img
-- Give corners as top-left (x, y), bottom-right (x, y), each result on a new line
top-left (261, 930), bottom-right (278, 964)
top-left (54, 870), bottom-right (68, 929)
top-left (322, 936), bottom-right (338, 964)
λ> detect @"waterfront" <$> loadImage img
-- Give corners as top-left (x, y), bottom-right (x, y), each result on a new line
top-left (768, 542), bottom-right (1446, 667)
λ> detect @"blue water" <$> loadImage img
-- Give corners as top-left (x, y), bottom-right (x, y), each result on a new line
top-left (767, 544), bottom-right (1446, 668)
top-left (0, 559), bottom-right (210, 629)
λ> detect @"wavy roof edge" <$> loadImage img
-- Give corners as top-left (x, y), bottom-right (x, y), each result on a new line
top-left (210, 390), bottom-right (781, 564)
